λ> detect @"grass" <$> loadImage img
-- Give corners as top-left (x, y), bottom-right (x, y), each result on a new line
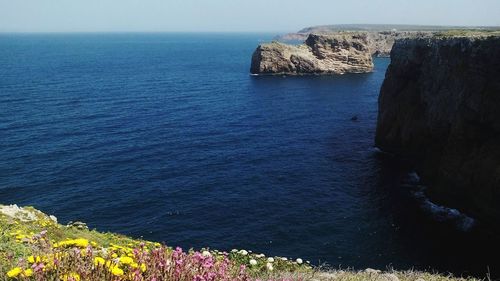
top-left (433, 29), bottom-right (500, 38)
top-left (0, 204), bottom-right (484, 281)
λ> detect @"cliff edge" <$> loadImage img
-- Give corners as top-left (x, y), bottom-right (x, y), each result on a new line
top-left (375, 34), bottom-right (500, 227)
top-left (250, 33), bottom-right (374, 75)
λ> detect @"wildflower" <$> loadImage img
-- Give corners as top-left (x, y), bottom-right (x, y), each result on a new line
top-left (73, 238), bottom-right (89, 247)
top-left (267, 257), bottom-right (274, 263)
top-left (255, 253), bottom-right (265, 258)
top-left (23, 269), bottom-right (33, 277)
top-left (111, 266), bottom-right (124, 276)
top-left (119, 256), bottom-right (134, 265)
top-left (61, 272), bottom-right (81, 281)
top-left (281, 257), bottom-right (288, 261)
top-left (266, 262), bottom-right (274, 271)
top-left (15, 234), bottom-right (27, 240)
top-left (202, 250), bottom-right (211, 257)
top-left (249, 259), bottom-right (257, 266)
top-left (140, 263), bottom-right (147, 272)
top-left (7, 267), bottom-right (22, 278)
top-left (27, 255), bottom-right (35, 263)
top-left (94, 257), bottom-right (106, 266)
top-left (238, 250), bottom-right (248, 256)
top-left (56, 238), bottom-right (89, 248)
top-left (296, 258), bottom-right (303, 264)
top-left (231, 249), bottom-right (238, 253)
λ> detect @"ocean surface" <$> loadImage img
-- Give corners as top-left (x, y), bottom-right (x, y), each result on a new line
top-left (0, 33), bottom-right (498, 276)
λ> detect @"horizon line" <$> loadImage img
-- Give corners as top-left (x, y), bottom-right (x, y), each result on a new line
top-left (1, 23), bottom-right (500, 34)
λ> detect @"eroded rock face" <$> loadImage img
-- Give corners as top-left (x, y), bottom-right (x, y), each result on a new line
top-left (276, 30), bottom-right (435, 57)
top-left (375, 36), bottom-right (500, 227)
top-left (250, 33), bottom-right (374, 75)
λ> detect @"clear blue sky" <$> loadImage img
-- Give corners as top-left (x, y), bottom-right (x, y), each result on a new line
top-left (1, 0), bottom-right (499, 33)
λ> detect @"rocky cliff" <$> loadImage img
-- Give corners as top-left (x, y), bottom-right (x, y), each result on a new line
top-left (276, 25), bottom-right (500, 57)
top-left (277, 31), bottom-right (433, 57)
top-left (250, 33), bottom-right (374, 75)
top-left (375, 35), bottom-right (500, 227)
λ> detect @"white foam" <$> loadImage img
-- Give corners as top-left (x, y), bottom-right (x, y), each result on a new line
top-left (418, 196), bottom-right (476, 231)
top-left (406, 171), bottom-right (420, 184)
top-left (372, 146), bottom-right (395, 156)
top-left (404, 172), bottom-right (475, 231)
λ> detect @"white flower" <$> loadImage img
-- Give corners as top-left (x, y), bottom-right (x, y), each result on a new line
top-left (296, 258), bottom-right (303, 264)
top-left (202, 250), bottom-right (211, 257)
top-left (249, 259), bottom-right (257, 266)
top-left (231, 249), bottom-right (238, 253)
top-left (266, 262), bottom-right (274, 271)
top-left (255, 253), bottom-right (265, 258)
top-left (281, 257), bottom-right (288, 261)
top-left (239, 250), bottom-right (248, 256)
top-left (267, 257), bottom-right (274, 263)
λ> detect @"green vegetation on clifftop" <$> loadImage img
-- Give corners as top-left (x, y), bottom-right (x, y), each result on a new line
top-left (0, 204), bottom-right (483, 281)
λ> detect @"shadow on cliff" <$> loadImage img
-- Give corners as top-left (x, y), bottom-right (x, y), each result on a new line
top-left (371, 150), bottom-right (500, 278)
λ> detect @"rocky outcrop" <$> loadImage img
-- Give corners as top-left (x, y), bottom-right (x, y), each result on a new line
top-left (250, 33), bottom-right (374, 75)
top-left (276, 25), bottom-right (500, 57)
top-left (276, 31), bottom-right (434, 57)
top-left (375, 35), bottom-right (500, 227)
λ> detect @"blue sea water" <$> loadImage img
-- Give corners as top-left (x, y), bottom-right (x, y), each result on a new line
top-left (0, 33), bottom-right (498, 276)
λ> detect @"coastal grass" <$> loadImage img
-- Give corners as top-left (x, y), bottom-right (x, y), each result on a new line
top-left (434, 29), bottom-right (500, 38)
top-left (0, 204), bottom-right (484, 281)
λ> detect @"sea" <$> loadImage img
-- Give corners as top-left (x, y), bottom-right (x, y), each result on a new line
top-left (0, 33), bottom-right (498, 277)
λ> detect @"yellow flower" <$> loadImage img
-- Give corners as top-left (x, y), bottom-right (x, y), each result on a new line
top-left (15, 234), bottom-right (26, 240)
top-left (140, 263), bottom-right (147, 272)
top-left (61, 272), bottom-right (80, 281)
top-left (111, 253), bottom-right (118, 258)
top-left (110, 266), bottom-right (124, 276)
top-left (119, 256), bottom-right (134, 265)
top-left (94, 257), bottom-right (106, 266)
top-left (23, 269), bottom-right (33, 277)
top-left (7, 267), bottom-right (23, 278)
top-left (72, 238), bottom-right (89, 248)
top-left (57, 238), bottom-right (89, 248)
top-left (28, 255), bottom-right (35, 263)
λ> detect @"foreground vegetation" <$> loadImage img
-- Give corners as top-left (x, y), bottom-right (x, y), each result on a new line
top-left (0, 204), bottom-right (483, 281)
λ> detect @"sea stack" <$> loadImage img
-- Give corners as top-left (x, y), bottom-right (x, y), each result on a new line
top-left (375, 34), bottom-right (500, 227)
top-left (250, 33), bottom-right (374, 75)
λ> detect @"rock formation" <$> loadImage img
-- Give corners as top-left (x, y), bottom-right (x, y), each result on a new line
top-left (275, 25), bottom-right (500, 57)
top-left (250, 33), bottom-right (374, 75)
top-left (277, 31), bottom-right (433, 57)
top-left (375, 34), bottom-right (500, 227)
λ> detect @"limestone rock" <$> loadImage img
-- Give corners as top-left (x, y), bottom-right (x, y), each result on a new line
top-left (375, 35), bottom-right (500, 227)
top-left (250, 33), bottom-right (374, 75)
top-left (365, 268), bottom-right (382, 274)
top-left (67, 221), bottom-right (89, 230)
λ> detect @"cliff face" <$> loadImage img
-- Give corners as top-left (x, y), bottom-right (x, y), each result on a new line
top-left (250, 33), bottom-right (374, 75)
top-left (276, 31), bottom-right (434, 57)
top-left (375, 36), bottom-right (500, 226)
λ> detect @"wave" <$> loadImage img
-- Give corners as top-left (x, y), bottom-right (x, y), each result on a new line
top-left (404, 171), bottom-right (475, 231)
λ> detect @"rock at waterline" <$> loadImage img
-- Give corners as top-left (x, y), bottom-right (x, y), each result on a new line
top-left (250, 33), bottom-right (374, 75)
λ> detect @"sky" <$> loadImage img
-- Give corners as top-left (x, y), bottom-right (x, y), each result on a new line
top-left (1, 0), bottom-right (500, 33)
